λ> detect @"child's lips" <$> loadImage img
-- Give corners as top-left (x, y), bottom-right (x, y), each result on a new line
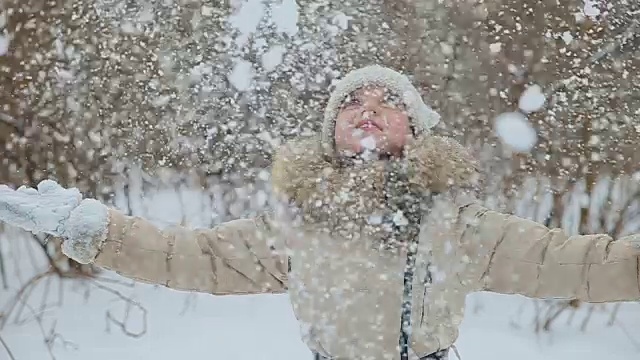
top-left (357, 120), bottom-right (382, 131)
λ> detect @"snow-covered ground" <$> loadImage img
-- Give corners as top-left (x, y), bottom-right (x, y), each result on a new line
top-left (3, 264), bottom-right (640, 360)
top-left (2, 179), bottom-right (640, 360)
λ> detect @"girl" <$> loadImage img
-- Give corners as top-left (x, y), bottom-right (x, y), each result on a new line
top-left (2, 65), bottom-right (640, 360)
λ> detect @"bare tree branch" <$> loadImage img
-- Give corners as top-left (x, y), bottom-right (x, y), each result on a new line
top-left (91, 280), bottom-right (148, 338)
top-left (0, 335), bottom-right (17, 360)
top-left (0, 239), bottom-right (7, 290)
top-left (0, 112), bottom-right (22, 133)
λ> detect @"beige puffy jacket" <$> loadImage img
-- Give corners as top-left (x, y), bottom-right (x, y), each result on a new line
top-left (76, 134), bottom-right (640, 360)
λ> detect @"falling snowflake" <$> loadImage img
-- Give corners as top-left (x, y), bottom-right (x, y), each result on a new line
top-left (494, 112), bottom-right (538, 152)
top-left (518, 84), bottom-right (546, 113)
top-left (583, 0), bottom-right (601, 17)
top-left (228, 59), bottom-right (254, 91)
top-left (0, 35), bottom-right (9, 56)
top-left (360, 136), bottom-right (376, 150)
top-left (262, 45), bottom-right (285, 72)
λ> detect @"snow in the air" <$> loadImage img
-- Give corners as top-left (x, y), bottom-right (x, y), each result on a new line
top-left (271, 0), bottom-right (299, 35)
top-left (489, 42), bottom-right (502, 54)
top-left (0, 34), bottom-right (9, 56)
top-left (229, 59), bottom-right (254, 91)
top-left (262, 45), bottom-right (286, 72)
top-left (228, 0), bottom-right (266, 48)
top-left (360, 136), bottom-right (377, 150)
top-left (494, 112), bottom-right (538, 152)
top-left (518, 84), bottom-right (546, 113)
top-left (583, 0), bottom-right (601, 17)
top-left (561, 31), bottom-right (574, 45)
top-left (333, 12), bottom-right (352, 30)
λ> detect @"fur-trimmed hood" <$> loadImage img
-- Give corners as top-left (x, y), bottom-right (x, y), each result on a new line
top-left (271, 134), bottom-right (481, 245)
top-left (272, 134), bottom-right (480, 200)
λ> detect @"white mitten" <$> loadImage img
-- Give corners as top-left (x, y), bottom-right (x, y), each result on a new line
top-left (0, 180), bottom-right (82, 236)
top-left (0, 180), bottom-right (109, 264)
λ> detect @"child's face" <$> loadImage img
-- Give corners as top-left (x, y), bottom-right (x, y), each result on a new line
top-left (334, 86), bottom-right (411, 157)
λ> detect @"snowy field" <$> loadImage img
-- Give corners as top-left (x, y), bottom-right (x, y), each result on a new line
top-left (2, 179), bottom-right (640, 360)
top-left (2, 257), bottom-right (640, 360)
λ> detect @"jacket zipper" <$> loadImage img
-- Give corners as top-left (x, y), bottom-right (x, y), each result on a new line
top-left (420, 259), bottom-right (433, 327)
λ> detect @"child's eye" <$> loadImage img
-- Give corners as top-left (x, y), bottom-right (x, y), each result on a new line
top-left (342, 95), bottom-right (361, 108)
top-left (382, 92), bottom-right (403, 108)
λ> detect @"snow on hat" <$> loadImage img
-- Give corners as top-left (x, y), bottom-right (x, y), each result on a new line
top-left (320, 65), bottom-right (441, 156)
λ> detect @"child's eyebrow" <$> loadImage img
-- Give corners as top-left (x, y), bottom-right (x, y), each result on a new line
top-left (351, 89), bottom-right (367, 98)
top-left (342, 90), bottom-right (364, 102)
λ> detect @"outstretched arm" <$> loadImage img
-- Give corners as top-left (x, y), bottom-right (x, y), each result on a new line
top-left (0, 181), bottom-right (288, 295)
top-left (460, 203), bottom-right (640, 303)
top-left (88, 208), bottom-right (288, 295)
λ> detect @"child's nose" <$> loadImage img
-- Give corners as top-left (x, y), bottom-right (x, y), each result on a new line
top-left (363, 100), bottom-right (381, 114)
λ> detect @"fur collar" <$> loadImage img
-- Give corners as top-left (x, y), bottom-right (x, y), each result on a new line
top-left (271, 134), bottom-right (481, 202)
top-left (269, 134), bottom-right (481, 246)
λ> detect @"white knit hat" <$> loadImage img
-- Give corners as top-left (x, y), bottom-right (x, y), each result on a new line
top-left (320, 65), bottom-right (441, 156)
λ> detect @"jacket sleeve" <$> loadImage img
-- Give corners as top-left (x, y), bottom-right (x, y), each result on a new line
top-left (459, 203), bottom-right (640, 303)
top-left (91, 209), bottom-right (288, 295)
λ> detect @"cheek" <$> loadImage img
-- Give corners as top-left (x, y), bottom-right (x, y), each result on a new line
top-left (336, 111), bottom-right (357, 128)
top-left (336, 111), bottom-right (358, 129)
top-left (334, 113), bottom-right (357, 141)
top-left (384, 113), bottom-right (410, 136)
